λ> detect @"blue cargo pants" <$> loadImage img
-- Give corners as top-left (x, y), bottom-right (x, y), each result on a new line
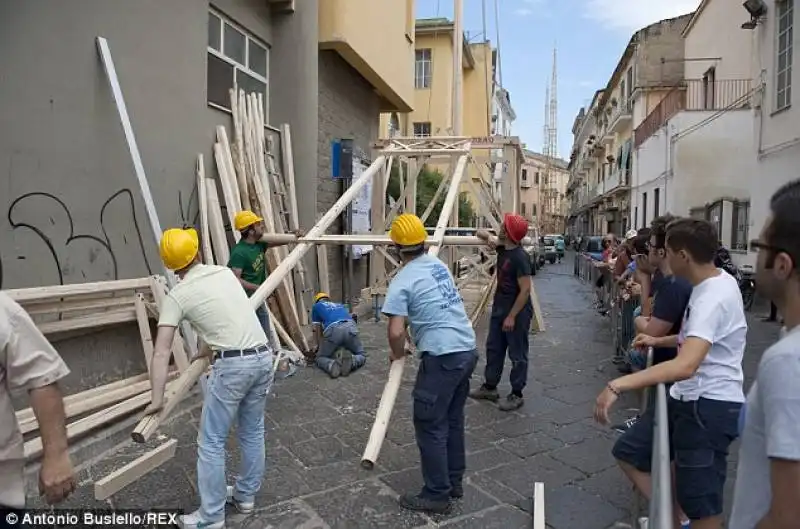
top-left (483, 307), bottom-right (532, 395)
top-left (413, 349), bottom-right (478, 502)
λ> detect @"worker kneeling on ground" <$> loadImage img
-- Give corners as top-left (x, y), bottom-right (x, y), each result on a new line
top-left (469, 213), bottom-right (534, 411)
top-left (310, 292), bottom-right (367, 378)
top-left (382, 213), bottom-right (478, 515)
top-left (147, 227), bottom-right (273, 529)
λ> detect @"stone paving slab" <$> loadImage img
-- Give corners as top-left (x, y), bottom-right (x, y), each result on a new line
top-left (29, 254), bottom-right (780, 528)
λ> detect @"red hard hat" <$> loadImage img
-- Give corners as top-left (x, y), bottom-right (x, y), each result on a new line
top-left (503, 213), bottom-right (528, 243)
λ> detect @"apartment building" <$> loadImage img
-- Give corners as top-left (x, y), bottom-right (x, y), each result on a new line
top-left (520, 151), bottom-right (569, 234)
top-left (633, 0), bottom-right (755, 263)
top-left (566, 14), bottom-right (692, 237)
top-left (0, 0), bottom-right (415, 303)
top-left (749, 0), bottom-right (799, 265)
top-left (379, 17), bottom-right (513, 214)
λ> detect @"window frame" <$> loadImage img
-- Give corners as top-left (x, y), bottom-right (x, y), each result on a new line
top-left (415, 48), bottom-right (432, 89)
top-left (775, 0), bottom-right (794, 111)
top-left (731, 201), bottom-right (750, 251)
top-left (412, 122), bottom-right (432, 137)
top-left (207, 9), bottom-right (270, 112)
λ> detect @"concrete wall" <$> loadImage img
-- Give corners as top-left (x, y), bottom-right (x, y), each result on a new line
top-left (632, 111), bottom-right (755, 246)
top-left (317, 51), bottom-right (380, 302)
top-left (684, 0), bottom-right (753, 80)
top-left (633, 14), bottom-right (691, 88)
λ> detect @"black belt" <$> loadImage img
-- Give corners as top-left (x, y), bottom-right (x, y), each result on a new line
top-left (213, 344), bottom-right (269, 361)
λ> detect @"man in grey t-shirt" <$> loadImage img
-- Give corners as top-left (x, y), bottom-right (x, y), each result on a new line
top-left (729, 180), bottom-right (800, 528)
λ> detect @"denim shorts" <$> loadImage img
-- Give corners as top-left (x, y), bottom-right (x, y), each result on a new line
top-left (612, 396), bottom-right (741, 520)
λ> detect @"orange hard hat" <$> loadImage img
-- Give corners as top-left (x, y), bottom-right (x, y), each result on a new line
top-left (503, 213), bottom-right (528, 244)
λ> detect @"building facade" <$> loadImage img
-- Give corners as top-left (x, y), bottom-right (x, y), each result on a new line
top-left (0, 0), bottom-right (414, 304)
top-left (520, 151), bottom-right (569, 234)
top-left (566, 14), bottom-right (692, 237)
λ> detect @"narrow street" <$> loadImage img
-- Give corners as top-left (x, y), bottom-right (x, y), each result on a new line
top-left (28, 254), bottom-right (779, 529)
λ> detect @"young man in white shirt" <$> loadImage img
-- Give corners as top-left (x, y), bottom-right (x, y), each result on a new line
top-left (594, 218), bottom-right (746, 529)
top-left (729, 179), bottom-right (800, 529)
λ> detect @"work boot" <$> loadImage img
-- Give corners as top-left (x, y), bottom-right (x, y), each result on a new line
top-left (450, 484), bottom-right (464, 499)
top-left (469, 385), bottom-right (500, 402)
top-left (398, 493), bottom-right (450, 514)
top-left (327, 362), bottom-right (341, 379)
top-left (499, 394), bottom-right (524, 411)
top-left (336, 349), bottom-right (353, 376)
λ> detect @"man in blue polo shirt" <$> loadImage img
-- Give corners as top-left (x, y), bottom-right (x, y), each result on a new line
top-left (382, 213), bottom-right (478, 515)
top-left (310, 293), bottom-right (366, 378)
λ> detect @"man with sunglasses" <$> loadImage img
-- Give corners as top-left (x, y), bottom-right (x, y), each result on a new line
top-left (730, 180), bottom-right (800, 529)
top-left (595, 218), bottom-right (746, 529)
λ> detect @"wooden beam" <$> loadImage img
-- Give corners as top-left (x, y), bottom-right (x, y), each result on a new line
top-left (134, 294), bottom-right (154, 372)
top-left (7, 278), bottom-right (150, 304)
top-left (196, 154), bottom-right (214, 264)
top-left (260, 234), bottom-right (487, 246)
top-left (94, 439), bottom-right (177, 500)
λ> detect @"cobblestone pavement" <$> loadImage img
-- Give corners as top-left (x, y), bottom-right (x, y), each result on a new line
top-left (32, 254), bottom-right (780, 528)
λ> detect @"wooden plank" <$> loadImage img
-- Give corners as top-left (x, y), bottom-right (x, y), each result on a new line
top-left (15, 373), bottom-right (149, 426)
top-left (24, 296), bottom-right (136, 317)
top-left (37, 309), bottom-right (136, 336)
top-left (94, 439), bottom-right (177, 500)
top-left (530, 281), bottom-right (545, 333)
top-left (25, 378), bottom-right (179, 459)
top-left (196, 154), bottom-right (214, 264)
top-left (7, 278), bottom-right (150, 304)
top-left (205, 179), bottom-right (230, 266)
top-left (533, 482), bottom-right (546, 529)
top-left (134, 294), bottom-right (154, 372)
top-left (317, 245), bottom-right (330, 293)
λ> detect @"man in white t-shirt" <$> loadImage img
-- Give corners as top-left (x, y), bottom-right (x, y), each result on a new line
top-left (729, 180), bottom-right (800, 528)
top-left (594, 218), bottom-right (745, 529)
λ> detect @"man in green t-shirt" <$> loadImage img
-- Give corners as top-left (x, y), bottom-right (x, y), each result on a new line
top-left (228, 210), bottom-right (303, 337)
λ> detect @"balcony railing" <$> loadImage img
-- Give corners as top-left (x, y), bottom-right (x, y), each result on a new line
top-left (633, 78), bottom-right (752, 149)
top-left (608, 97), bottom-right (633, 133)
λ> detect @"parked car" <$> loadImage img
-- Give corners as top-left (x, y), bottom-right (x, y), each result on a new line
top-left (542, 236), bottom-right (557, 264)
top-left (580, 236), bottom-right (605, 261)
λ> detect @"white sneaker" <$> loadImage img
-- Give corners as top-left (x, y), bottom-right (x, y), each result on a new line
top-left (176, 510), bottom-right (224, 529)
top-left (226, 485), bottom-right (255, 514)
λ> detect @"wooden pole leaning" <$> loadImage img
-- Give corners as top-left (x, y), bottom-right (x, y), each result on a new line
top-left (130, 155), bottom-right (387, 443)
top-left (361, 152), bottom-right (471, 470)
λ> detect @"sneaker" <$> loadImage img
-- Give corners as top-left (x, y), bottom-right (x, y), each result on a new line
top-left (398, 493), bottom-right (451, 514)
top-left (336, 349), bottom-right (353, 376)
top-left (226, 485), bottom-right (254, 515)
top-left (498, 394), bottom-right (524, 411)
top-left (612, 416), bottom-right (639, 433)
top-left (450, 484), bottom-right (464, 499)
top-left (468, 385), bottom-right (500, 402)
top-left (327, 362), bottom-right (341, 379)
top-left (176, 510), bottom-right (224, 529)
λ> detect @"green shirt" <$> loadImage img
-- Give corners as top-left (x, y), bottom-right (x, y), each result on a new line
top-left (227, 240), bottom-right (269, 295)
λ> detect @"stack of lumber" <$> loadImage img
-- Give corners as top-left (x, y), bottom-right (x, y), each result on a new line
top-left (7, 275), bottom-right (191, 460)
top-left (196, 88), bottom-right (310, 362)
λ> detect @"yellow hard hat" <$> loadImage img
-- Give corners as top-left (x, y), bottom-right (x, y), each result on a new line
top-left (390, 213), bottom-right (427, 247)
top-left (234, 210), bottom-right (263, 232)
top-left (159, 228), bottom-right (199, 271)
top-left (314, 292), bottom-right (329, 303)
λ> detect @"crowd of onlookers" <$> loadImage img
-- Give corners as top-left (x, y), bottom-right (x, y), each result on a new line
top-left (575, 180), bottom-right (800, 529)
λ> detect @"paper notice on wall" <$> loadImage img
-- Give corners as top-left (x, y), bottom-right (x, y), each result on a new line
top-left (350, 158), bottom-right (372, 259)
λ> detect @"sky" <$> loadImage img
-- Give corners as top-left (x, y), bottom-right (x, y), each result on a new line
top-left (415, 0), bottom-right (702, 160)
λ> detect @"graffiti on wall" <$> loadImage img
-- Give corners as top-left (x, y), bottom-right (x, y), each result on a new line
top-left (0, 188), bottom-right (153, 289)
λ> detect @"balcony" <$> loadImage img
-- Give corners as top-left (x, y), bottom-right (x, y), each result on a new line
top-left (608, 97), bottom-right (633, 134)
top-left (521, 178), bottom-right (531, 188)
top-left (634, 78), bottom-right (752, 149)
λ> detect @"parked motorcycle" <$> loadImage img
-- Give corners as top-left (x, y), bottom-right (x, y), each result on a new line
top-left (739, 265), bottom-right (756, 311)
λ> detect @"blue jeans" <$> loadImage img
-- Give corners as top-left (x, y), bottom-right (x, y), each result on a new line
top-left (612, 396), bottom-right (741, 520)
top-left (255, 304), bottom-right (272, 339)
top-left (413, 350), bottom-right (478, 502)
top-left (316, 321), bottom-right (367, 374)
top-left (197, 350), bottom-right (273, 522)
top-left (484, 308), bottom-right (532, 395)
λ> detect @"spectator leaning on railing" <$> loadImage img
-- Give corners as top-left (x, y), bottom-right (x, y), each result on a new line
top-left (729, 179), bottom-right (800, 529)
top-left (594, 218), bottom-right (746, 529)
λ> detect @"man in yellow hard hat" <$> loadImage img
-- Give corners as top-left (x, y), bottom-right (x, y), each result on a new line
top-left (309, 292), bottom-right (366, 377)
top-left (228, 210), bottom-right (303, 337)
top-left (147, 227), bottom-right (273, 529)
top-left (382, 213), bottom-right (478, 514)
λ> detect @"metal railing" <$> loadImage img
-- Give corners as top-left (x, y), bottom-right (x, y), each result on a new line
top-left (573, 253), bottom-right (673, 528)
